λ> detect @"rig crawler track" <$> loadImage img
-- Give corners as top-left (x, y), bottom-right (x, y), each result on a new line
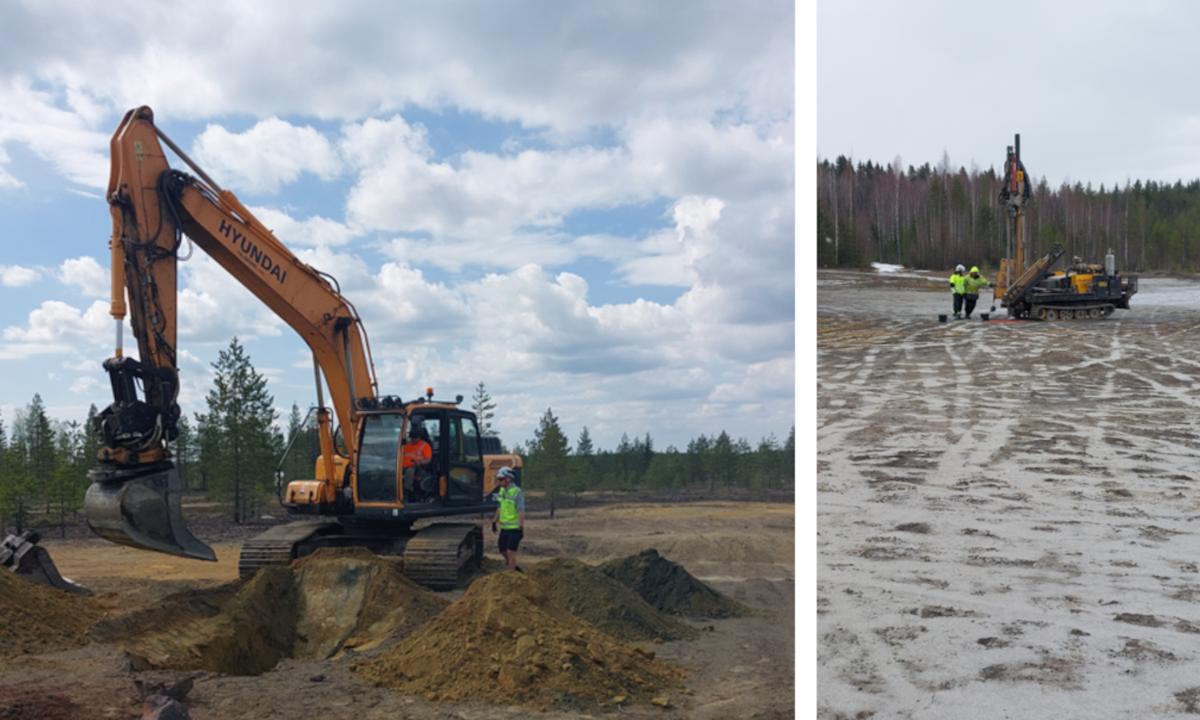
top-left (1032, 304), bottom-right (1115, 320)
top-left (237, 520), bottom-right (484, 590)
top-left (401, 523), bottom-right (484, 591)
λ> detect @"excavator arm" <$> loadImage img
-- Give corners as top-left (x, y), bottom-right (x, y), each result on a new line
top-left (86, 106), bottom-right (378, 560)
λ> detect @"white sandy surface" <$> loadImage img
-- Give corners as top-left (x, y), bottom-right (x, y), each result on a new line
top-left (818, 271), bottom-right (1200, 719)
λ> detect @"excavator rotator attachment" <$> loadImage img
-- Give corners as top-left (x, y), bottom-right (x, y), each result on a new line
top-left (85, 461), bottom-right (216, 561)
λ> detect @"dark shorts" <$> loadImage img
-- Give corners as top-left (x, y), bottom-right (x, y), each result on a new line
top-left (498, 528), bottom-right (523, 552)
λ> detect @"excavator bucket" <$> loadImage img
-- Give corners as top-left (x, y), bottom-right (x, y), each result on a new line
top-left (1, 531), bottom-right (92, 595)
top-left (84, 463), bottom-right (216, 561)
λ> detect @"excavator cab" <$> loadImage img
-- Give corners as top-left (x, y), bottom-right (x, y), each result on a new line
top-left (352, 399), bottom-right (486, 513)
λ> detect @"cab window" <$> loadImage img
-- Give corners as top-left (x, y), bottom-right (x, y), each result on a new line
top-left (358, 414), bottom-right (402, 502)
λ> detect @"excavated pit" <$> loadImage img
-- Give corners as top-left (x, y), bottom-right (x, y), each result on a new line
top-left (108, 548), bottom-right (448, 675)
top-left (600, 548), bottom-right (750, 619)
top-left (5, 546), bottom-right (745, 710)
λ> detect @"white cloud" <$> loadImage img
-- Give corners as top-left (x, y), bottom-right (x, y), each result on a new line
top-left (177, 251), bottom-right (284, 343)
top-left (1, 299), bottom-right (112, 359)
top-left (0, 2), bottom-right (796, 447)
top-left (192, 117), bottom-right (342, 194)
top-left (69, 375), bottom-right (103, 394)
top-left (57, 255), bottom-right (108, 297)
top-left (0, 77), bottom-right (110, 189)
top-left (249, 207), bottom-right (357, 248)
top-left (0, 264), bottom-right (41, 287)
top-left (3, 3), bottom-right (792, 134)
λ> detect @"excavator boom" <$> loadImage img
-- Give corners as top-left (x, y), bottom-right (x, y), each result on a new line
top-left (86, 107), bottom-right (378, 560)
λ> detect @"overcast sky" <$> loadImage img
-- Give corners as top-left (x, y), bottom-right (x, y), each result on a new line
top-left (819, 0), bottom-right (1200, 188)
top-left (0, 1), bottom-right (795, 451)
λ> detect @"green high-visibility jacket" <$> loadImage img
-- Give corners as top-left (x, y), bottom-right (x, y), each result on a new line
top-left (948, 273), bottom-right (966, 295)
top-left (963, 274), bottom-right (989, 294)
top-left (498, 485), bottom-right (523, 530)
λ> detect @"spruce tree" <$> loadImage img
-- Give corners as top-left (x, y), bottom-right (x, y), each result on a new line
top-left (203, 337), bottom-right (278, 523)
top-left (471, 382), bottom-right (497, 435)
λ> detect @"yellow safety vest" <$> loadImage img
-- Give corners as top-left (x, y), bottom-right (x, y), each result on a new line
top-left (963, 274), bottom-right (989, 294)
top-left (949, 273), bottom-right (966, 295)
top-left (498, 486), bottom-right (522, 530)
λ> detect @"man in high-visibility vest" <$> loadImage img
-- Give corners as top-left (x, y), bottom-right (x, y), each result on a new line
top-left (402, 418), bottom-right (434, 502)
top-left (948, 264), bottom-right (967, 318)
top-left (490, 466), bottom-right (525, 571)
top-left (963, 266), bottom-right (990, 319)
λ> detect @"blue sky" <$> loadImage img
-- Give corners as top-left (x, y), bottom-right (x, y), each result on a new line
top-left (0, 1), bottom-right (795, 450)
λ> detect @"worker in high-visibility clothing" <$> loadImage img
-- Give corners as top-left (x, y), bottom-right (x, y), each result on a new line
top-left (401, 418), bottom-right (434, 502)
top-left (948, 264), bottom-right (967, 318)
top-left (490, 466), bottom-right (525, 571)
top-left (962, 266), bottom-right (990, 318)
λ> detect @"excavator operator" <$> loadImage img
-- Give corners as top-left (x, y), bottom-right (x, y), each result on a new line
top-left (402, 418), bottom-right (435, 502)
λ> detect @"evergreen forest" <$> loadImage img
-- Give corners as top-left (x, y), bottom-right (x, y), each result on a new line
top-left (817, 154), bottom-right (1200, 272)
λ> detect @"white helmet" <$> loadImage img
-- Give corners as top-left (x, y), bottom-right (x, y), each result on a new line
top-left (497, 466), bottom-right (516, 481)
top-left (955, 264), bottom-right (965, 272)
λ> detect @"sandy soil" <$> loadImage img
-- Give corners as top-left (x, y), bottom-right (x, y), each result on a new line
top-left (818, 269), bottom-right (1200, 719)
top-left (1, 500), bottom-right (793, 719)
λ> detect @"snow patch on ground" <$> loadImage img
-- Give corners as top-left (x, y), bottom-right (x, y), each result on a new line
top-left (872, 262), bottom-right (905, 273)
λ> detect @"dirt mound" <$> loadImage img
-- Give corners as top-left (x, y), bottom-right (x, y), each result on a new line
top-left (118, 548), bottom-right (448, 675)
top-left (0, 568), bottom-right (102, 657)
top-left (526, 558), bottom-right (696, 641)
top-left (354, 571), bottom-right (686, 709)
top-left (600, 549), bottom-right (749, 619)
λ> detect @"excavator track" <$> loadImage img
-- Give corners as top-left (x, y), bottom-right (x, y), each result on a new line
top-left (238, 520), bottom-right (339, 579)
top-left (1032, 303), bottom-right (1114, 321)
top-left (401, 523), bottom-right (484, 591)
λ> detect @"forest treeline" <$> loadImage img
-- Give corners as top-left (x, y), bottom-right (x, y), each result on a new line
top-left (817, 154), bottom-right (1200, 272)
top-left (0, 339), bottom-right (795, 535)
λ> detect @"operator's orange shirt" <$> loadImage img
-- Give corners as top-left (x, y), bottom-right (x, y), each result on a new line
top-left (401, 440), bottom-right (432, 468)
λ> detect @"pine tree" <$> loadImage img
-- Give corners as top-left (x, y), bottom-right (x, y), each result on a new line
top-left (575, 426), bottom-right (594, 488)
top-left (203, 337), bottom-right (279, 523)
top-left (711, 431), bottom-right (735, 493)
top-left (51, 421), bottom-right (86, 537)
top-left (471, 382), bottom-right (497, 435)
top-left (686, 434), bottom-right (710, 487)
top-left (528, 408), bottom-right (570, 518)
top-left (5, 412), bottom-right (36, 532)
top-left (281, 402), bottom-right (319, 482)
top-left (81, 404), bottom-right (100, 470)
top-left (25, 394), bottom-right (55, 516)
top-left (174, 414), bottom-right (193, 488)
top-left (756, 434), bottom-right (780, 489)
top-left (615, 433), bottom-right (633, 488)
top-left (783, 426), bottom-right (795, 488)
top-left (0, 413), bottom-right (9, 534)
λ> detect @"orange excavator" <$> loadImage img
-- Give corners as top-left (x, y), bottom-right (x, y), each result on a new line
top-left (84, 106), bottom-right (513, 589)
